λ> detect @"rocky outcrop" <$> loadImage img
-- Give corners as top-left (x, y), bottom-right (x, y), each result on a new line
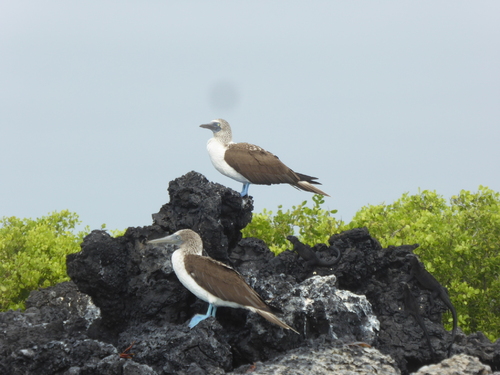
top-left (228, 342), bottom-right (401, 375)
top-left (1, 171), bottom-right (499, 374)
top-left (411, 354), bottom-right (493, 375)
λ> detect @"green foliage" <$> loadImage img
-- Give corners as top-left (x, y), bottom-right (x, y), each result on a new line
top-left (108, 228), bottom-right (126, 237)
top-left (0, 210), bottom-right (90, 311)
top-left (242, 194), bottom-right (344, 254)
top-left (244, 187), bottom-right (500, 341)
top-left (347, 186), bottom-right (500, 341)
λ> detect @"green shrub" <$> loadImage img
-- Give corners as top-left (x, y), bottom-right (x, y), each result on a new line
top-left (242, 194), bottom-right (344, 254)
top-left (0, 210), bottom-right (90, 311)
top-left (109, 228), bottom-right (126, 237)
top-left (348, 186), bottom-right (500, 341)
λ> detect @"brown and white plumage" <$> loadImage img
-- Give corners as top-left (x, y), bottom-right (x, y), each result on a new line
top-left (200, 119), bottom-right (329, 197)
top-left (148, 229), bottom-right (298, 333)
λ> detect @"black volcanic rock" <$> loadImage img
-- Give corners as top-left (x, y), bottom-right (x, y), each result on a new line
top-left (0, 282), bottom-right (119, 375)
top-left (151, 171), bottom-right (253, 261)
top-left (1, 171), bottom-right (499, 374)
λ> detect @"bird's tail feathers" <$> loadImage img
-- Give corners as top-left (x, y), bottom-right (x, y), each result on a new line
top-left (296, 181), bottom-right (330, 197)
top-left (295, 173), bottom-right (320, 184)
top-left (254, 309), bottom-right (299, 334)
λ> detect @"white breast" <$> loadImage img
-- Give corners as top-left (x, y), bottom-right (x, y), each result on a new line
top-left (206, 139), bottom-right (250, 184)
top-left (172, 250), bottom-right (211, 303)
top-left (171, 250), bottom-right (246, 309)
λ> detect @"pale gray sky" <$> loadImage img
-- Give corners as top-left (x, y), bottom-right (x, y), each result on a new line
top-left (1, 1), bottom-right (499, 231)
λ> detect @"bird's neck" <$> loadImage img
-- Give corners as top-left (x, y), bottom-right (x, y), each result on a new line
top-left (213, 131), bottom-right (232, 147)
top-left (179, 243), bottom-right (203, 256)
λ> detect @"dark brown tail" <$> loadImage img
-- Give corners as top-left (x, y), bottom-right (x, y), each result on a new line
top-left (255, 309), bottom-right (299, 334)
top-left (294, 173), bottom-right (330, 196)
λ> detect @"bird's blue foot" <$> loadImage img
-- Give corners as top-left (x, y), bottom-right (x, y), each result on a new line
top-left (240, 183), bottom-right (250, 197)
top-left (188, 304), bottom-right (218, 328)
top-left (188, 314), bottom-right (210, 328)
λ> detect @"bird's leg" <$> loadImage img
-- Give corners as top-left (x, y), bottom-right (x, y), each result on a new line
top-left (188, 303), bottom-right (216, 328)
top-left (206, 304), bottom-right (213, 316)
top-left (240, 183), bottom-right (250, 197)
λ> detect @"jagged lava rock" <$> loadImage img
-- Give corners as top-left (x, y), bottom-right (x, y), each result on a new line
top-left (0, 282), bottom-right (123, 375)
top-left (66, 172), bottom-right (253, 332)
top-left (151, 171), bottom-right (253, 261)
top-left (65, 172), bottom-right (379, 373)
top-left (229, 223), bottom-right (500, 374)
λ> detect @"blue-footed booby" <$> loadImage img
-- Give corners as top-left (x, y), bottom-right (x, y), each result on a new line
top-left (200, 119), bottom-right (330, 197)
top-left (148, 229), bottom-right (298, 333)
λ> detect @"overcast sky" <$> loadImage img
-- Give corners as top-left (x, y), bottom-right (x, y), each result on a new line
top-left (1, 1), bottom-right (499, 232)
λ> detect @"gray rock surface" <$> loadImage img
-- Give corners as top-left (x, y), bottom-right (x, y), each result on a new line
top-left (411, 354), bottom-right (492, 375)
top-left (285, 275), bottom-right (379, 343)
top-left (230, 342), bottom-right (401, 375)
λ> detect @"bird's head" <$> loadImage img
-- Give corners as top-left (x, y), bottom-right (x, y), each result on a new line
top-left (147, 229), bottom-right (203, 254)
top-left (200, 119), bottom-right (232, 143)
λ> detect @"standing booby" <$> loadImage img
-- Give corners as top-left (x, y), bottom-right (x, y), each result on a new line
top-left (148, 229), bottom-right (298, 333)
top-left (200, 119), bottom-right (329, 197)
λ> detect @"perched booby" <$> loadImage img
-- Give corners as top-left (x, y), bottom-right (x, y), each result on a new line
top-left (148, 229), bottom-right (298, 333)
top-left (200, 119), bottom-right (329, 197)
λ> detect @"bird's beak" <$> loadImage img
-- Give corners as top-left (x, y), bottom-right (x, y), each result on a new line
top-left (147, 233), bottom-right (181, 245)
top-left (200, 123), bottom-right (219, 131)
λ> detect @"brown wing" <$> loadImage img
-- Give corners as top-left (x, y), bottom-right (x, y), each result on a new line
top-left (184, 254), bottom-right (273, 312)
top-left (225, 143), bottom-right (300, 185)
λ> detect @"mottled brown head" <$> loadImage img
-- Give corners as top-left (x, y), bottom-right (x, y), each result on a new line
top-left (147, 229), bottom-right (203, 256)
top-left (200, 119), bottom-right (233, 145)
